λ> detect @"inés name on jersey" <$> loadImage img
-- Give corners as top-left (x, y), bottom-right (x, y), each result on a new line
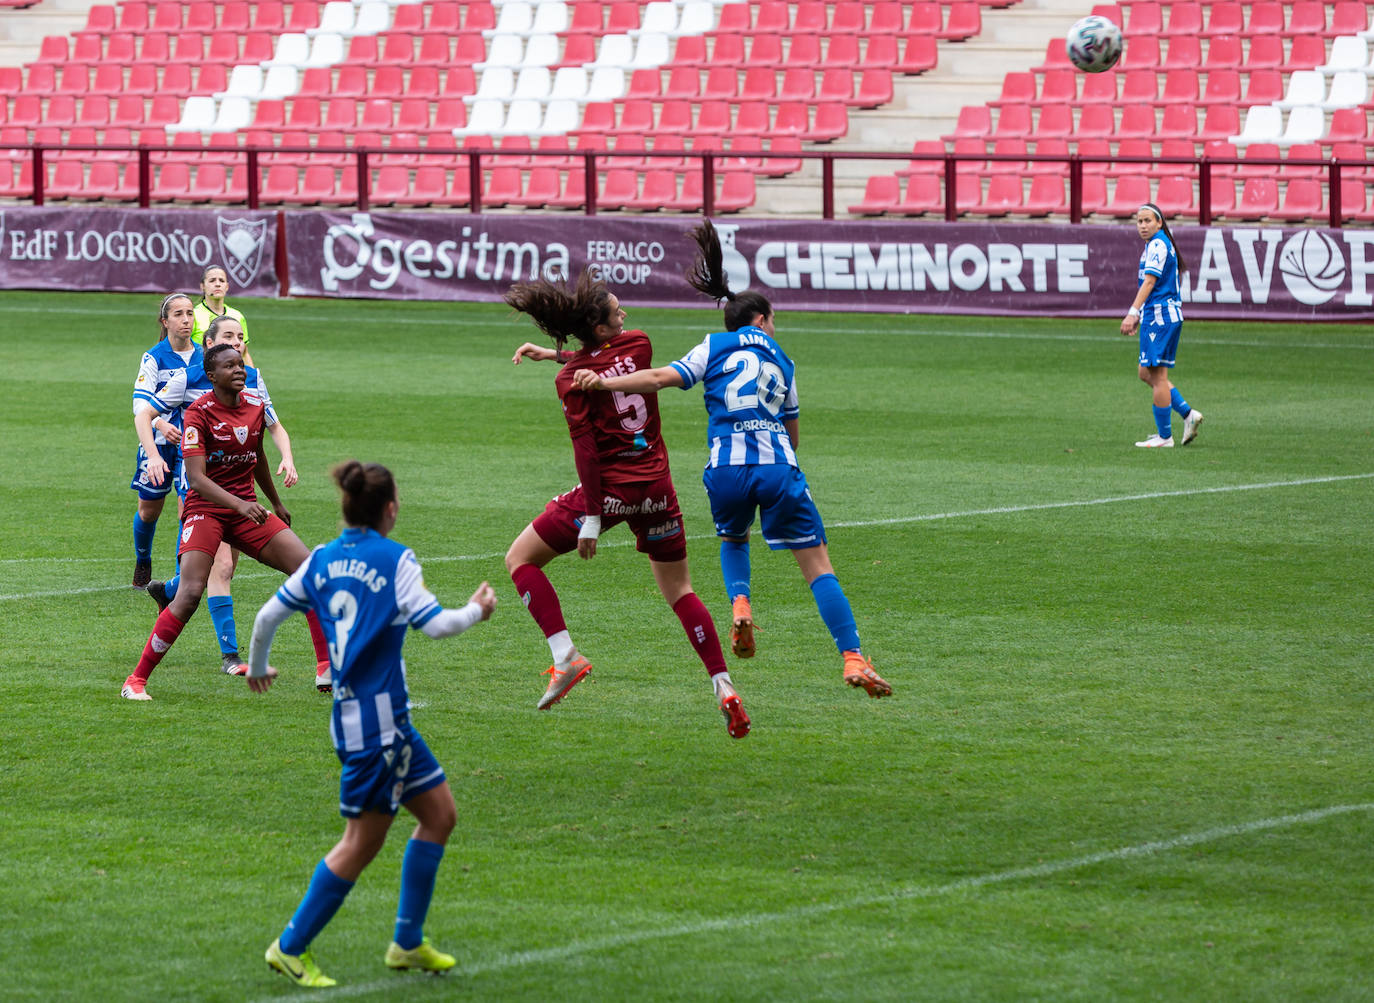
top-left (318, 558), bottom-right (389, 594)
top-left (590, 354), bottom-right (640, 380)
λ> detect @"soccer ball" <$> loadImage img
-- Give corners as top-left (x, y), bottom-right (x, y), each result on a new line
top-left (1066, 15), bottom-right (1123, 73)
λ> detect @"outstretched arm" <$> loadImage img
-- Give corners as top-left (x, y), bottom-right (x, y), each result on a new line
top-left (571, 365), bottom-right (685, 394)
top-left (512, 342), bottom-right (564, 365)
top-left (419, 582), bottom-right (498, 637)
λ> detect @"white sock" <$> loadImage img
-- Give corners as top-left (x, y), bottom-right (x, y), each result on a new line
top-left (547, 630), bottom-right (575, 667)
top-left (712, 671), bottom-right (733, 698)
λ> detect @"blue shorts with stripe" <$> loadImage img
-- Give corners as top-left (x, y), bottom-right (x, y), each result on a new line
top-left (130, 443), bottom-right (181, 501)
top-left (702, 463), bottom-right (827, 551)
top-left (335, 716), bottom-right (446, 819)
top-left (1138, 301), bottom-right (1183, 368)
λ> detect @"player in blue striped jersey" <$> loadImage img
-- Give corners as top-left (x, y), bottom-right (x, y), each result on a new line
top-left (1121, 203), bottom-right (1204, 448)
top-left (134, 315), bottom-right (300, 677)
top-left (574, 221), bottom-right (891, 698)
top-left (129, 293), bottom-right (201, 587)
top-left (246, 460), bottom-right (497, 988)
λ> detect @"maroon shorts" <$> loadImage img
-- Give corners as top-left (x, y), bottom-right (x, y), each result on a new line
top-left (178, 506), bottom-right (289, 561)
top-left (533, 474), bottom-right (688, 562)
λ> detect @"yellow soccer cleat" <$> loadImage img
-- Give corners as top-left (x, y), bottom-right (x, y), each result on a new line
top-left (385, 938), bottom-right (457, 973)
top-left (265, 937), bottom-right (337, 988)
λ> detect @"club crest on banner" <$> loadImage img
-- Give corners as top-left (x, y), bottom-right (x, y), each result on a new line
top-left (217, 216), bottom-right (268, 286)
top-left (234, 425), bottom-right (249, 444)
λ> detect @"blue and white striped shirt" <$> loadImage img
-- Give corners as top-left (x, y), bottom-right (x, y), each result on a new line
top-left (276, 528), bottom-right (443, 753)
top-left (132, 340), bottom-right (202, 444)
top-left (669, 326), bottom-right (801, 469)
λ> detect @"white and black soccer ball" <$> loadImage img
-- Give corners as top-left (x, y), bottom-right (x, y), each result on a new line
top-left (1066, 15), bottom-right (1123, 73)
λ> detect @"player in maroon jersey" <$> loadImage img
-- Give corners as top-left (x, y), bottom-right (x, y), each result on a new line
top-left (506, 269), bottom-right (749, 738)
top-left (121, 343), bottom-right (331, 701)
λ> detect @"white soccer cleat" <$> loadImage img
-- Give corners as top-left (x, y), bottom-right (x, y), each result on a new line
top-left (537, 656), bottom-right (592, 710)
top-left (1134, 434), bottom-right (1174, 448)
top-left (1181, 409), bottom-right (1204, 445)
top-left (120, 675), bottom-right (152, 701)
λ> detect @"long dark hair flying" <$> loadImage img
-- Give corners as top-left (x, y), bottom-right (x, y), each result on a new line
top-left (684, 220), bottom-right (772, 332)
top-left (504, 269), bottom-right (617, 350)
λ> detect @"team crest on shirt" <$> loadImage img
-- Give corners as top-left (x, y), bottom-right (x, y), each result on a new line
top-left (234, 425), bottom-right (249, 444)
top-left (216, 216), bottom-right (268, 286)
top-left (183, 426), bottom-right (199, 447)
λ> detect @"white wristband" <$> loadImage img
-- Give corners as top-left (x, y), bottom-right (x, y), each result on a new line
top-left (1127, 307), bottom-right (1140, 318)
top-left (578, 515), bottom-right (601, 540)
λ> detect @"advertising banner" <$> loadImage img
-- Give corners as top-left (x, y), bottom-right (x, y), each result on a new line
top-left (287, 212), bottom-right (1374, 321)
top-left (0, 206), bottom-right (278, 296)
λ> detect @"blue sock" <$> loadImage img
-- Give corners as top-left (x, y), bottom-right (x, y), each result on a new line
top-left (133, 512), bottom-right (157, 562)
top-left (164, 575), bottom-right (180, 601)
top-left (394, 839), bottom-right (446, 950)
top-left (1170, 387), bottom-right (1191, 417)
top-left (280, 859), bottom-right (355, 956)
top-left (1153, 405), bottom-right (1173, 439)
top-left (206, 595), bottom-right (238, 656)
top-left (809, 573), bottom-right (861, 654)
top-left (719, 540), bottom-right (751, 601)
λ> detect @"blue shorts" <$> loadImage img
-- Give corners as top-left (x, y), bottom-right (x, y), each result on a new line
top-left (702, 464), bottom-right (827, 551)
top-left (130, 443), bottom-right (181, 501)
top-left (336, 717), bottom-right (446, 819)
top-left (1138, 316), bottom-right (1182, 369)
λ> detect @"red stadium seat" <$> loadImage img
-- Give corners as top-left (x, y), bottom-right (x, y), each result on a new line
top-left (672, 35), bottom-right (708, 69)
top-left (1203, 35), bottom-right (1242, 70)
top-left (990, 72), bottom-right (1035, 108)
top-left (511, 165), bottom-right (559, 208)
top-left (1329, 1), bottom-right (1366, 36)
top-left (1158, 69), bottom-right (1198, 106)
top-left (1232, 177), bottom-right (1279, 219)
top-left (1204, 178), bottom-right (1240, 218)
top-left (939, 2), bottom-right (980, 41)
top-left (992, 104), bottom-right (1031, 140)
top-left (483, 166), bottom-right (523, 207)
top-left (187, 161), bottom-right (229, 201)
top-left (1159, 36), bottom-right (1200, 71)
top-left (942, 106), bottom-right (992, 143)
top-left (1074, 105), bottom-right (1114, 140)
top-left (1282, 3), bottom-right (1325, 38)
top-left (701, 67), bottom-right (738, 102)
top-left (621, 99), bottom-right (659, 135)
top-left (1125, 2), bottom-right (1161, 34)
top-left (808, 102), bottom-right (848, 142)
top-left (823, 38), bottom-right (860, 72)
top-left (696, 101), bottom-right (732, 136)
top-left (868, 3), bottom-right (905, 34)
top-left (544, 167), bottom-right (585, 210)
top-left (598, 168), bottom-right (639, 210)
top-left (1022, 174), bottom-right (1066, 215)
top-left (792, 2), bottom-right (827, 34)
top-left (896, 35), bottom-right (937, 74)
top-left (1120, 36), bottom-right (1160, 70)
top-left (896, 173), bottom-right (943, 215)
top-left (863, 35), bottom-right (898, 69)
top-left (1236, 143), bottom-right (1279, 179)
top-left (1198, 70), bottom-right (1240, 107)
top-left (1032, 38), bottom-right (1070, 72)
top-left (1029, 137), bottom-right (1069, 176)
top-left (1158, 103), bottom-right (1198, 140)
top-left (753, 1), bottom-right (789, 33)
top-left (1244, 3), bottom-right (1284, 37)
top-left (1113, 138), bottom-right (1154, 176)
top-left (714, 172), bottom-right (755, 213)
top-left (628, 169), bottom-right (679, 211)
top-left (1119, 70), bottom-right (1158, 106)
top-left (1242, 70), bottom-right (1283, 106)
top-left (1115, 105), bottom-right (1157, 140)
top-left (969, 174), bottom-right (1020, 216)
top-left (1154, 175), bottom-right (1196, 216)
top-left (1271, 179), bottom-right (1324, 221)
top-left (1073, 71), bottom-right (1117, 107)
top-left (831, 2), bottom-right (865, 34)
top-left (855, 70), bottom-right (893, 109)
top-left (1283, 36), bottom-right (1326, 72)
top-left (1162, 2), bottom-right (1202, 37)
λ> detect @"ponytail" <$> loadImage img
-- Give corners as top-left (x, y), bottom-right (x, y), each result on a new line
top-left (685, 220), bottom-right (772, 332)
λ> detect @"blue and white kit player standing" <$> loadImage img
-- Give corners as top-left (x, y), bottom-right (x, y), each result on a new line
top-left (573, 220), bottom-right (891, 699)
top-left (246, 460), bottom-right (497, 988)
top-left (129, 293), bottom-right (201, 587)
top-left (1120, 202), bottom-right (1204, 448)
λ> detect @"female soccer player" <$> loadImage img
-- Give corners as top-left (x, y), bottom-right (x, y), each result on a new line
top-left (130, 293), bottom-right (201, 587)
top-left (1120, 203), bottom-right (1204, 448)
top-left (134, 315), bottom-right (301, 678)
top-left (192, 263), bottom-right (253, 365)
top-left (506, 269), bottom-right (750, 738)
top-left (121, 342), bottom-right (328, 700)
top-left (571, 221), bottom-right (891, 699)
top-left (245, 460), bottom-right (497, 988)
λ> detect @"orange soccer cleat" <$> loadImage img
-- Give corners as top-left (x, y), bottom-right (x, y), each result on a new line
top-left (729, 595), bottom-right (755, 658)
top-left (842, 652), bottom-right (892, 698)
top-left (538, 655), bottom-right (592, 710)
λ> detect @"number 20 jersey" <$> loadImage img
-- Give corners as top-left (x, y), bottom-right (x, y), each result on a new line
top-left (276, 527), bottom-right (443, 753)
top-left (669, 326), bottom-right (801, 469)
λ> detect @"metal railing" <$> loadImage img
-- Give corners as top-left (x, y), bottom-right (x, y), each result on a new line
top-left (3, 142), bottom-right (1371, 227)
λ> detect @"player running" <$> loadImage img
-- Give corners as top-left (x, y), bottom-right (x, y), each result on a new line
top-left (572, 220), bottom-right (891, 698)
top-left (129, 293), bottom-right (201, 588)
top-left (121, 342), bottom-right (329, 700)
top-left (246, 460), bottom-right (497, 988)
top-left (507, 269), bottom-right (750, 738)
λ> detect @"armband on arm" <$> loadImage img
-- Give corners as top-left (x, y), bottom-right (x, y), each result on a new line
top-left (1127, 307), bottom-right (1140, 318)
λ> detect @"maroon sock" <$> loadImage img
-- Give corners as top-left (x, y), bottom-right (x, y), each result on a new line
top-left (133, 608), bottom-right (187, 683)
top-left (511, 564), bottom-right (568, 638)
top-left (305, 608), bottom-right (329, 663)
top-left (671, 593), bottom-right (727, 676)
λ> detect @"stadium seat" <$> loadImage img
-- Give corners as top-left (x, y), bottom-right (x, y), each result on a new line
top-left (1021, 174), bottom-right (1065, 215)
top-left (1154, 175), bottom-right (1196, 216)
top-left (1228, 177), bottom-right (1279, 218)
top-left (1162, 36), bottom-right (1203, 71)
top-left (1198, 70), bottom-right (1240, 108)
top-left (1323, 73), bottom-right (1368, 110)
top-left (1283, 2), bottom-right (1326, 37)
top-left (1120, 35), bottom-right (1160, 70)
top-left (1112, 138), bottom-right (1154, 176)
top-left (1162, 2), bottom-right (1202, 37)
top-left (1230, 106), bottom-right (1283, 147)
top-left (849, 175), bottom-right (900, 215)
top-left (1279, 107), bottom-right (1325, 148)
top-left (969, 174), bottom-right (1020, 216)
top-left (991, 104), bottom-right (1031, 140)
top-left (897, 35), bottom-right (937, 75)
top-left (940, 2), bottom-right (981, 40)
top-left (1272, 178), bottom-right (1324, 220)
top-left (1158, 103), bottom-right (1198, 140)
top-left (1076, 105), bottom-right (1116, 140)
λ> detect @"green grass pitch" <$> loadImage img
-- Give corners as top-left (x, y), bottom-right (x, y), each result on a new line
top-left (1, 289), bottom-right (1371, 1001)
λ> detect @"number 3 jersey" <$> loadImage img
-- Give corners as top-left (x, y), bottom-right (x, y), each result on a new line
top-left (669, 326), bottom-right (801, 469)
top-left (276, 528), bottom-right (444, 753)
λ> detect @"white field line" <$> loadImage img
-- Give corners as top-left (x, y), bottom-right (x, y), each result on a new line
top-left (272, 802), bottom-right (1373, 1000)
top-left (1, 302), bottom-right (1371, 349)
top-left (3, 472), bottom-right (1371, 602)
